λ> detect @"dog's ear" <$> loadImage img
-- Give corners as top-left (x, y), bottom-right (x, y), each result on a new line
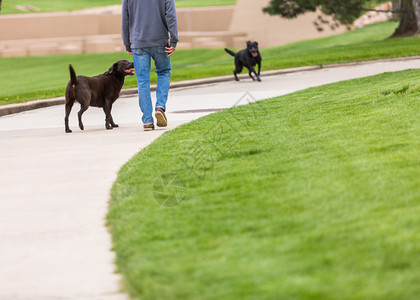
top-left (246, 40), bottom-right (251, 46)
top-left (105, 63), bottom-right (118, 75)
top-left (255, 41), bottom-right (259, 46)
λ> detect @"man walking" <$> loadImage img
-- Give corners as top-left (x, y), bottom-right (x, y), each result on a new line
top-left (122, 0), bottom-right (178, 131)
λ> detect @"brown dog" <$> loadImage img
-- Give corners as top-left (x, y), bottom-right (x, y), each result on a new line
top-left (64, 60), bottom-right (134, 133)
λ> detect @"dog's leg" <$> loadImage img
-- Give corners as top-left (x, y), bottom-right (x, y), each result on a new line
top-left (234, 63), bottom-right (243, 82)
top-left (248, 70), bottom-right (256, 81)
top-left (78, 103), bottom-right (89, 130)
top-left (103, 101), bottom-right (114, 130)
top-left (75, 89), bottom-right (91, 131)
top-left (64, 98), bottom-right (75, 133)
top-left (249, 66), bottom-right (261, 82)
top-left (233, 71), bottom-right (240, 81)
top-left (103, 107), bottom-right (119, 128)
top-left (110, 116), bottom-right (119, 128)
top-left (255, 71), bottom-right (262, 82)
top-left (257, 62), bottom-right (262, 81)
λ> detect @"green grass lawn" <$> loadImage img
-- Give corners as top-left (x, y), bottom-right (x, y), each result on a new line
top-left (107, 69), bottom-right (420, 300)
top-left (0, 0), bottom-right (236, 14)
top-left (1, 21), bottom-right (419, 105)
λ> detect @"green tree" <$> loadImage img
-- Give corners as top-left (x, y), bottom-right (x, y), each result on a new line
top-left (263, 0), bottom-right (420, 37)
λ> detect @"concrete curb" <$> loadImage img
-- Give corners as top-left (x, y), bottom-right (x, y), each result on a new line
top-left (1, 55), bottom-right (420, 118)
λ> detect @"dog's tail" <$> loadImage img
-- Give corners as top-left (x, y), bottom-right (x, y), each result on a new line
top-left (69, 64), bottom-right (77, 87)
top-left (224, 48), bottom-right (236, 57)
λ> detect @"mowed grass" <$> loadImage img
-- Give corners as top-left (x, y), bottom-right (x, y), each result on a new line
top-left (0, 0), bottom-right (236, 14)
top-left (1, 21), bottom-right (419, 105)
top-left (107, 69), bottom-right (420, 300)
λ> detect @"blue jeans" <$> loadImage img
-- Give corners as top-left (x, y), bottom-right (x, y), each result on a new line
top-left (132, 47), bottom-right (171, 125)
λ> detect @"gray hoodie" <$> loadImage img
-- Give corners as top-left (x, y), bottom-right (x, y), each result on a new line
top-left (121, 0), bottom-right (178, 52)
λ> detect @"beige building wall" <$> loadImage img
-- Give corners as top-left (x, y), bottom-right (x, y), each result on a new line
top-left (0, 1), bottom-right (348, 57)
top-left (230, 0), bottom-right (347, 48)
top-left (0, 13), bottom-right (121, 40)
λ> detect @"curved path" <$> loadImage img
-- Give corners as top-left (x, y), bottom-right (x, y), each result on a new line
top-left (0, 59), bottom-right (419, 299)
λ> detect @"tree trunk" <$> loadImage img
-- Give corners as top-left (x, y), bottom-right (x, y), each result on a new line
top-left (414, 0), bottom-right (420, 30)
top-left (392, 0), bottom-right (401, 20)
top-left (391, 0), bottom-right (419, 37)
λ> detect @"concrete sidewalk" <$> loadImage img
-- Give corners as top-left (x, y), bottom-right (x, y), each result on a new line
top-left (0, 59), bottom-right (419, 300)
top-left (2, 56), bottom-right (419, 118)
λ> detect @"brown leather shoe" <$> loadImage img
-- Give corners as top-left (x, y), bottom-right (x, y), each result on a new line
top-left (155, 107), bottom-right (167, 127)
top-left (143, 123), bottom-right (155, 131)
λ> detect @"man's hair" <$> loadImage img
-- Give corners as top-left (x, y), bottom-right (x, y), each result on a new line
top-left (0, 0), bottom-right (2, 12)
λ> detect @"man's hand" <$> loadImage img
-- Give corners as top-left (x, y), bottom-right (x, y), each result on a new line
top-left (127, 51), bottom-right (133, 55)
top-left (165, 46), bottom-right (176, 57)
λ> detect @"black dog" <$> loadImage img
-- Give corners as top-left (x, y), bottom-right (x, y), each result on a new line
top-left (225, 41), bottom-right (262, 82)
top-left (64, 60), bottom-right (134, 133)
